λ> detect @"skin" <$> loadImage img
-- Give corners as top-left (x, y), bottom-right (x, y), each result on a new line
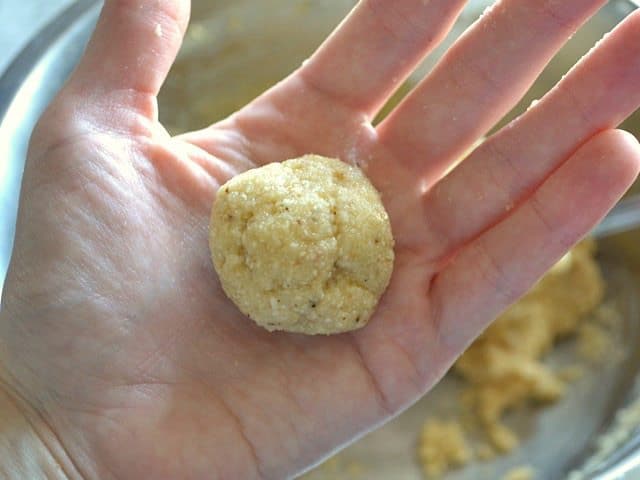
top-left (1, 0), bottom-right (640, 478)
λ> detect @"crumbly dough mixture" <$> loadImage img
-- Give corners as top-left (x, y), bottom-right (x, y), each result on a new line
top-left (209, 155), bottom-right (394, 334)
top-left (418, 420), bottom-right (472, 478)
top-left (419, 240), bottom-right (606, 477)
top-left (454, 240), bottom-right (604, 451)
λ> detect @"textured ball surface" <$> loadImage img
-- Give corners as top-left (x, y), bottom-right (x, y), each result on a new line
top-left (209, 155), bottom-right (394, 334)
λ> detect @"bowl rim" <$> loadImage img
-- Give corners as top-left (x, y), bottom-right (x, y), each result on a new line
top-left (0, 0), bottom-right (100, 124)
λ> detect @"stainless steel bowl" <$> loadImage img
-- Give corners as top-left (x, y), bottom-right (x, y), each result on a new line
top-left (1, 1), bottom-right (640, 478)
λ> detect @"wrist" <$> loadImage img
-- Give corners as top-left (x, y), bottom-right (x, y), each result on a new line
top-left (0, 373), bottom-right (80, 479)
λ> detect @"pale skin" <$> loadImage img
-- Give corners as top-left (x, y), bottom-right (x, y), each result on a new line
top-left (1, 0), bottom-right (640, 478)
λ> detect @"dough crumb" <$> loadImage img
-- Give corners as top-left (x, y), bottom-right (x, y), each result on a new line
top-left (475, 443), bottom-right (495, 461)
top-left (209, 155), bottom-right (394, 334)
top-left (577, 323), bottom-right (611, 362)
top-left (557, 364), bottom-right (585, 383)
top-left (502, 465), bottom-right (535, 480)
top-left (418, 420), bottom-right (472, 478)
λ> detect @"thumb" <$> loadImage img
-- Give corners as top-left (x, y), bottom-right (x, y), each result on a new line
top-left (64, 0), bottom-right (190, 124)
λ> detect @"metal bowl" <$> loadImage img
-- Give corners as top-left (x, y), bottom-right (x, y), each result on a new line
top-left (1, 1), bottom-right (640, 478)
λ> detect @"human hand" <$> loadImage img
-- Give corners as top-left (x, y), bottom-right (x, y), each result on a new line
top-left (1, 0), bottom-right (640, 478)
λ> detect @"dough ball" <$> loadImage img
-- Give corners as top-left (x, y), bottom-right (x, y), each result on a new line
top-left (209, 155), bottom-right (394, 334)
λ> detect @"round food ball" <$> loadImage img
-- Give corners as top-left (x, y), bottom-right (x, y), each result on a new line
top-left (209, 155), bottom-right (394, 335)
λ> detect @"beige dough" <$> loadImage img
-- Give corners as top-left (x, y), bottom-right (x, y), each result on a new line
top-left (209, 155), bottom-right (394, 334)
top-left (418, 420), bottom-right (472, 478)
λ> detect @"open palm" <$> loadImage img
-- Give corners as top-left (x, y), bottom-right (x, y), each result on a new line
top-left (2, 0), bottom-right (640, 479)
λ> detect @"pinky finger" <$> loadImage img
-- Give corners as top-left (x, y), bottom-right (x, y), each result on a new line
top-left (430, 129), bottom-right (640, 356)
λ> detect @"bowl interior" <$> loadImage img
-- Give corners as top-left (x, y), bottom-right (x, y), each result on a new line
top-left (1, 0), bottom-right (639, 478)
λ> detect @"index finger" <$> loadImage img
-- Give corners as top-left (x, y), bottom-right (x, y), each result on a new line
top-left (299, 0), bottom-right (467, 117)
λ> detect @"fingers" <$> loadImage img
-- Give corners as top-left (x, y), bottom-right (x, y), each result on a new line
top-left (298, 0), bottom-right (467, 117)
top-left (430, 129), bottom-right (640, 354)
top-left (422, 10), bottom-right (640, 260)
top-left (66, 0), bottom-right (190, 120)
top-left (378, 0), bottom-right (606, 180)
